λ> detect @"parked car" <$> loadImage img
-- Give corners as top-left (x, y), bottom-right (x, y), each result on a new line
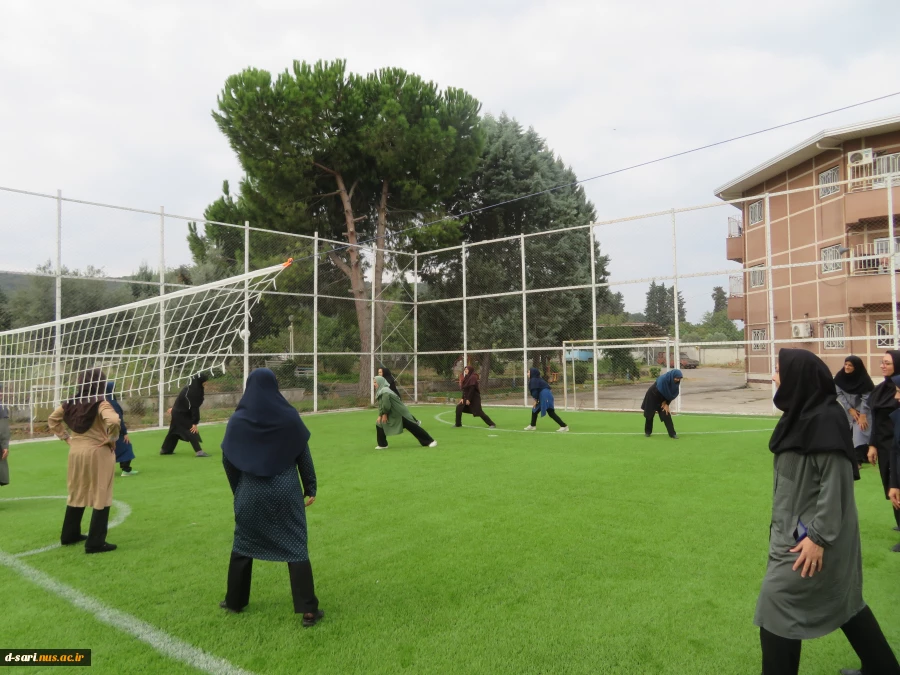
top-left (656, 352), bottom-right (699, 369)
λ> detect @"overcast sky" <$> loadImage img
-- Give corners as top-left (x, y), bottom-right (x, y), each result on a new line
top-left (1, 0), bottom-right (899, 322)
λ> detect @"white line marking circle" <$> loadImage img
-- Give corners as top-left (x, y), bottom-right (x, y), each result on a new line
top-left (0, 495), bottom-right (132, 558)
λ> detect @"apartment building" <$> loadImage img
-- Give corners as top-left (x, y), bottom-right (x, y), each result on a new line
top-left (715, 115), bottom-right (900, 381)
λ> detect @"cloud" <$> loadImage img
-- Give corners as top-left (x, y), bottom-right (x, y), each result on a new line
top-left (1, 0), bottom-right (898, 323)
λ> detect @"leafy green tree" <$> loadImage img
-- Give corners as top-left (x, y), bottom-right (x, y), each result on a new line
top-left (0, 286), bottom-right (10, 331)
top-left (711, 286), bottom-right (727, 314)
top-left (419, 114), bottom-right (617, 385)
top-left (644, 281), bottom-right (685, 329)
top-left (192, 60), bottom-right (484, 392)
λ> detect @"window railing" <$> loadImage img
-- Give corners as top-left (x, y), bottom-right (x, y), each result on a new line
top-left (729, 274), bottom-right (744, 296)
top-left (727, 216), bottom-right (743, 238)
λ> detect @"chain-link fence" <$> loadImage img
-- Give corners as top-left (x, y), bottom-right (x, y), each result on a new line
top-left (2, 169), bottom-right (899, 438)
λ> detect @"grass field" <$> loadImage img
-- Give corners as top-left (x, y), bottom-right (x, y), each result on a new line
top-left (1, 406), bottom-right (898, 674)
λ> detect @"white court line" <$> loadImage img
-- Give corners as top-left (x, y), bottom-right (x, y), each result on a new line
top-left (433, 411), bottom-right (774, 436)
top-left (0, 496), bottom-right (132, 558)
top-left (0, 549), bottom-right (258, 675)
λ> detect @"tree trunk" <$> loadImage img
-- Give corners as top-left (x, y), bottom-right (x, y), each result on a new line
top-left (479, 352), bottom-right (491, 398)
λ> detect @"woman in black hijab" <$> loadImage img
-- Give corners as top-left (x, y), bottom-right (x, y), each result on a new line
top-left (219, 368), bottom-right (323, 626)
top-left (755, 349), bottom-right (899, 675)
top-left (865, 350), bottom-right (900, 539)
top-left (834, 355), bottom-right (875, 465)
top-left (160, 373), bottom-right (209, 457)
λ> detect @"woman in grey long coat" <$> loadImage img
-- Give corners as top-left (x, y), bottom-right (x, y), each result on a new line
top-left (755, 349), bottom-right (899, 675)
top-left (834, 355), bottom-right (874, 465)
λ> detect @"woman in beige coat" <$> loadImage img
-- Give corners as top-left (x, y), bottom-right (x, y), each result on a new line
top-left (48, 368), bottom-right (121, 554)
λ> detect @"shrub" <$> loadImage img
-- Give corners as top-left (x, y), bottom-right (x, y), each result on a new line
top-left (649, 366), bottom-right (661, 379)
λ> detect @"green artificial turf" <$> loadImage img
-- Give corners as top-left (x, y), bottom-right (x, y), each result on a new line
top-left (0, 407), bottom-right (897, 674)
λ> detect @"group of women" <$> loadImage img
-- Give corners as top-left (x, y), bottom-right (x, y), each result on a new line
top-left (833, 351), bottom-right (900, 552)
top-left (38, 349), bottom-right (900, 665)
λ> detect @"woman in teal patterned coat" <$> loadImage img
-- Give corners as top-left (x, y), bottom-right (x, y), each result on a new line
top-left (220, 368), bottom-right (324, 626)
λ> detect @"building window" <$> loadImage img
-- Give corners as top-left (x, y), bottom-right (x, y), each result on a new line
top-left (876, 320), bottom-right (895, 348)
top-left (748, 200), bottom-right (764, 225)
top-left (751, 329), bottom-right (767, 351)
top-left (818, 166), bottom-right (840, 198)
top-left (821, 245), bottom-right (842, 274)
top-left (750, 265), bottom-right (765, 288)
top-left (824, 322), bottom-right (845, 349)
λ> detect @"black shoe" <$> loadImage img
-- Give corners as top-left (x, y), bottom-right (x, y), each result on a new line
top-left (892, 542), bottom-right (900, 553)
top-left (219, 600), bottom-right (241, 614)
top-left (454, 425), bottom-right (462, 428)
top-left (840, 669), bottom-right (862, 675)
top-left (85, 543), bottom-right (117, 554)
top-left (893, 526), bottom-right (900, 532)
top-left (302, 609), bottom-right (325, 627)
top-left (160, 449), bottom-right (173, 455)
top-left (670, 435), bottom-right (679, 440)
top-left (645, 433), bottom-right (651, 437)
top-left (61, 534), bottom-right (88, 546)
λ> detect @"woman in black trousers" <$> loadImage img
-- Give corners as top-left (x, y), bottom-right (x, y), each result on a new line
top-left (455, 366), bottom-right (495, 428)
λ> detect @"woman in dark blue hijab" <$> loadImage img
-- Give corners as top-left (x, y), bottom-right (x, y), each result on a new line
top-left (641, 369), bottom-right (683, 439)
top-left (105, 381), bottom-right (136, 476)
top-left (524, 367), bottom-right (568, 432)
top-left (219, 368), bottom-right (324, 626)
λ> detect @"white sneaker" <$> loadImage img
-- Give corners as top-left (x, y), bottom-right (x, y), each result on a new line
top-left (375, 446), bottom-right (388, 450)
top-left (557, 426), bottom-right (570, 433)
top-left (120, 470), bottom-right (139, 476)
top-left (524, 425), bottom-right (536, 431)
top-left (428, 441), bottom-right (438, 447)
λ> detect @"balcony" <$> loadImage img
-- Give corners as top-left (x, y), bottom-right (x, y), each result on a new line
top-left (726, 215), bottom-right (743, 263)
top-left (727, 274), bottom-right (744, 321)
top-left (846, 154), bottom-right (900, 224)
top-left (848, 242), bottom-right (900, 308)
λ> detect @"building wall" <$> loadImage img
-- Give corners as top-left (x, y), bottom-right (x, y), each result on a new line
top-left (737, 130), bottom-right (900, 379)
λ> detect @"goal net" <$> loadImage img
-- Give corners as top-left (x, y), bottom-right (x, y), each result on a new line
top-left (561, 338), bottom-right (675, 411)
top-left (0, 260), bottom-right (292, 408)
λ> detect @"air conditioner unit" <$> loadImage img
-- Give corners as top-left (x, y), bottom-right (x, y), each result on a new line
top-left (847, 149), bottom-right (873, 166)
top-left (791, 322), bottom-right (812, 339)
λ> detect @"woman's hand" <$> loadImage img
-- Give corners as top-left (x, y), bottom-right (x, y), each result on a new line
top-left (857, 413), bottom-right (868, 432)
top-left (868, 446), bottom-right (878, 465)
top-left (167, 407), bottom-right (172, 415)
top-left (458, 399), bottom-right (464, 405)
top-left (124, 434), bottom-right (130, 444)
top-left (790, 538), bottom-right (824, 578)
top-left (465, 400), bottom-right (470, 405)
top-left (189, 424), bottom-right (198, 434)
top-left (889, 488), bottom-right (900, 510)
top-left (849, 408), bottom-right (859, 422)
top-left (1, 448), bottom-right (7, 461)
top-left (661, 402), bottom-right (670, 415)
top-left (305, 496), bottom-right (316, 507)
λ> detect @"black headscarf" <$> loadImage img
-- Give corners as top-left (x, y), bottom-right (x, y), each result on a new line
top-left (62, 368), bottom-right (107, 434)
top-left (186, 372), bottom-right (208, 409)
top-left (379, 366), bottom-right (400, 397)
top-left (868, 350), bottom-right (900, 412)
top-left (833, 355), bottom-right (875, 396)
top-left (221, 368), bottom-right (311, 478)
top-left (769, 349), bottom-right (858, 480)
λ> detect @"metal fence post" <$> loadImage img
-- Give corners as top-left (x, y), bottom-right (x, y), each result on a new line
top-left (520, 234), bottom-right (528, 405)
top-left (370, 248), bottom-right (376, 407)
top-left (413, 250), bottom-right (418, 403)
top-left (157, 206), bottom-right (166, 427)
top-left (764, 194), bottom-right (777, 412)
top-left (589, 225), bottom-right (599, 411)
top-left (243, 221), bottom-right (250, 389)
top-left (671, 209), bottom-right (682, 413)
top-left (888, 175), bottom-right (898, 347)
top-left (461, 242), bottom-right (468, 368)
top-left (54, 190), bottom-right (62, 409)
top-left (313, 232), bottom-right (319, 413)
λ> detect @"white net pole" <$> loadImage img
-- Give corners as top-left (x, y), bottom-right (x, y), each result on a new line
top-left (0, 260), bottom-right (292, 408)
